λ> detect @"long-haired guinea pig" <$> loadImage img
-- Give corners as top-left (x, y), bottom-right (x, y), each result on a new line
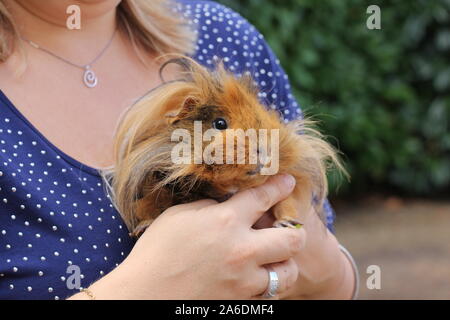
top-left (107, 56), bottom-right (345, 237)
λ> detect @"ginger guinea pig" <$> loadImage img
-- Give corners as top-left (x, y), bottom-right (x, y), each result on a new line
top-left (108, 56), bottom-right (345, 237)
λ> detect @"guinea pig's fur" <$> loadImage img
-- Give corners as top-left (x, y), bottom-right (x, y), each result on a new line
top-left (107, 56), bottom-right (345, 236)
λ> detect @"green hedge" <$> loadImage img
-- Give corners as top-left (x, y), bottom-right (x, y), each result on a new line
top-left (217, 0), bottom-right (450, 196)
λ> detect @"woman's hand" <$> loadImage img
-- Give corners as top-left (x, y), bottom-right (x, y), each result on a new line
top-left (254, 202), bottom-right (355, 300)
top-left (70, 174), bottom-right (306, 299)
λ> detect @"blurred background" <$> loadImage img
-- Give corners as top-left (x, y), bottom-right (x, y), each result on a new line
top-left (216, 0), bottom-right (450, 299)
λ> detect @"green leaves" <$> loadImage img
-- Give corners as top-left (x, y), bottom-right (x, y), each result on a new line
top-left (218, 0), bottom-right (450, 196)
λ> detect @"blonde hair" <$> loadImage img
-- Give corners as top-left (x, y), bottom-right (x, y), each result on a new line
top-left (0, 0), bottom-right (196, 63)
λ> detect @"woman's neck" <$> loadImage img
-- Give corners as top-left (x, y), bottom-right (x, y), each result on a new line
top-left (5, 0), bottom-right (118, 63)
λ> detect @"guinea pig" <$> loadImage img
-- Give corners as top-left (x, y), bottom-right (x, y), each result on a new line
top-left (107, 56), bottom-right (345, 237)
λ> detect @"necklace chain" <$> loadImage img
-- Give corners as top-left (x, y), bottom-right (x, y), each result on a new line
top-left (23, 29), bottom-right (117, 88)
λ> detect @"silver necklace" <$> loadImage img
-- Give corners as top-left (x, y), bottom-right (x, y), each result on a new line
top-left (23, 30), bottom-right (116, 88)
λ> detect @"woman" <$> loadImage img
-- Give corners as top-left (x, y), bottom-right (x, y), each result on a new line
top-left (0, 0), bottom-right (357, 299)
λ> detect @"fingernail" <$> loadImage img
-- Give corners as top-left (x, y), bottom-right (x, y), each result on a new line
top-left (282, 174), bottom-right (296, 189)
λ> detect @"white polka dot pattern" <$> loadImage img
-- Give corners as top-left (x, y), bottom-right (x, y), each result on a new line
top-left (0, 0), bottom-right (335, 299)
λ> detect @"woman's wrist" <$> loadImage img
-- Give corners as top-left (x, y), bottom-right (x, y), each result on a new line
top-left (67, 260), bottom-right (150, 300)
top-left (312, 245), bottom-right (356, 299)
top-left (279, 210), bottom-right (356, 300)
top-left (67, 266), bottom-right (126, 300)
top-left (301, 236), bottom-right (356, 300)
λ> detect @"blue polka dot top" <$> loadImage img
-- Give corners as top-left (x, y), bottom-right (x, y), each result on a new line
top-left (0, 0), bottom-right (335, 299)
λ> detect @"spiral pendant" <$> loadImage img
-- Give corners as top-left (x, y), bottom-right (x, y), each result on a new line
top-left (83, 66), bottom-right (98, 88)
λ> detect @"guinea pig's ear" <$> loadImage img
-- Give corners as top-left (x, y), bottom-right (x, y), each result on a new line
top-left (165, 97), bottom-right (197, 125)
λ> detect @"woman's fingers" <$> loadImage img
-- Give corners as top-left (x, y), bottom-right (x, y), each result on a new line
top-left (252, 227), bottom-right (306, 265)
top-left (251, 258), bottom-right (299, 299)
top-left (220, 174), bottom-right (296, 225)
top-left (246, 227), bottom-right (305, 298)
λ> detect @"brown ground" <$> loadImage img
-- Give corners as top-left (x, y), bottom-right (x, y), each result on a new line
top-left (333, 197), bottom-right (450, 300)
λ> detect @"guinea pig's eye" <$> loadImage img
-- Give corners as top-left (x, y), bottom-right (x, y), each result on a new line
top-left (212, 118), bottom-right (228, 130)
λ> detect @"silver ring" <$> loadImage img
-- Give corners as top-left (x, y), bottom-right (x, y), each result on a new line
top-left (262, 266), bottom-right (279, 298)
